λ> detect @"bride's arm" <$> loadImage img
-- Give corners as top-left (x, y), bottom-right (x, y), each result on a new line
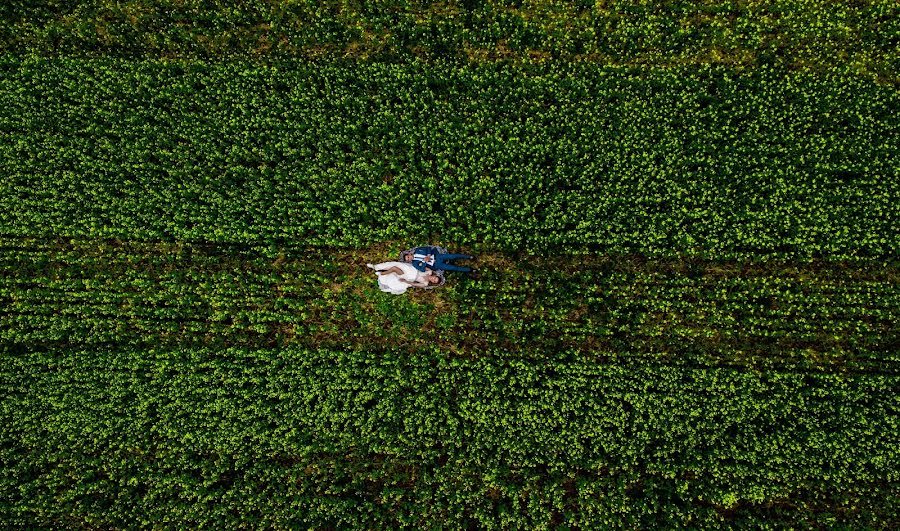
top-left (377, 266), bottom-right (406, 276)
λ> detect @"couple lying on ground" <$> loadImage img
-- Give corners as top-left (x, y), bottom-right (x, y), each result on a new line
top-left (367, 245), bottom-right (477, 294)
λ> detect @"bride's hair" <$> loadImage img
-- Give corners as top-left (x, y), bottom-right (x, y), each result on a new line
top-left (422, 271), bottom-right (446, 289)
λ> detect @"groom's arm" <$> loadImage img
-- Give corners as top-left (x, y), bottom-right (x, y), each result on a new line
top-left (413, 246), bottom-right (440, 257)
top-left (412, 246), bottom-right (439, 265)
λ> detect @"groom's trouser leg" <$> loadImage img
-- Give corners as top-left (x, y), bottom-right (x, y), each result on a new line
top-left (433, 257), bottom-right (472, 272)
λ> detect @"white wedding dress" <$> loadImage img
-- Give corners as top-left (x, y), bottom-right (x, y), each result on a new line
top-left (368, 261), bottom-right (423, 294)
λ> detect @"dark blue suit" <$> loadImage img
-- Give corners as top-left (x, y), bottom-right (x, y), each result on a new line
top-left (410, 246), bottom-right (473, 272)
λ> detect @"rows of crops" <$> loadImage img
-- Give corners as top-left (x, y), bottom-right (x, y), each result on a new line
top-left (2, 0), bottom-right (897, 82)
top-left (4, 346), bottom-right (898, 527)
top-left (2, 239), bottom-right (898, 372)
top-left (2, 238), bottom-right (898, 525)
top-left (2, 1), bottom-right (899, 527)
top-left (2, 56), bottom-right (897, 258)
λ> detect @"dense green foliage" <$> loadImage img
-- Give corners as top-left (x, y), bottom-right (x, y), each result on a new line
top-left (1, 0), bottom-right (897, 81)
top-left (2, 239), bottom-right (898, 372)
top-left (4, 345), bottom-right (899, 527)
top-left (1, 2), bottom-right (898, 527)
top-left (2, 239), bottom-right (899, 526)
top-left (1, 56), bottom-right (897, 259)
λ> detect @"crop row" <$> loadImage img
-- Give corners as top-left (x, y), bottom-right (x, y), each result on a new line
top-left (1, 57), bottom-right (897, 259)
top-left (3, 341), bottom-right (897, 527)
top-left (1, 0), bottom-right (896, 80)
top-left (2, 238), bottom-right (897, 373)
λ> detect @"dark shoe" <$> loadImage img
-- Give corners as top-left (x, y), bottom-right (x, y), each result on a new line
top-left (467, 268), bottom-right (481, 279)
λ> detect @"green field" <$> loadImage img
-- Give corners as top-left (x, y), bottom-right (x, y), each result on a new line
top-left (2, 1), bottom-right (899, 528)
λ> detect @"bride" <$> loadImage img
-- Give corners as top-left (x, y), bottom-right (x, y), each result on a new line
top-left (367, 261), bottom-right (440, 294)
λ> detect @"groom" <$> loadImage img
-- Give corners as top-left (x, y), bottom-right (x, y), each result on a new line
top-left (405, 246), bottom-right (478, 276)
